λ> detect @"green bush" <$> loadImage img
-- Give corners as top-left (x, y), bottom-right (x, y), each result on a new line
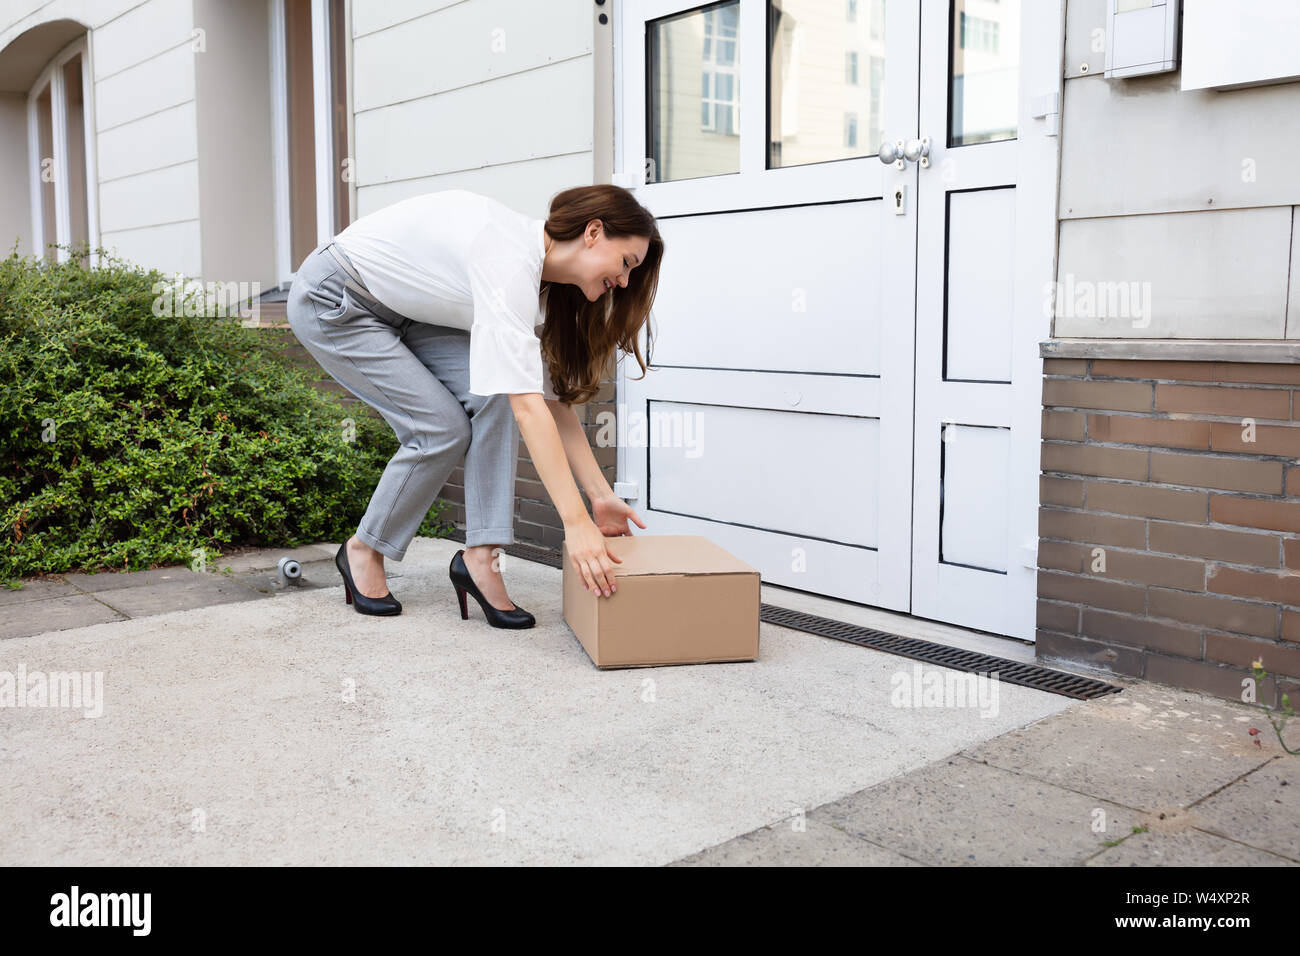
top-left (0, 244), bottom-right (453, 584)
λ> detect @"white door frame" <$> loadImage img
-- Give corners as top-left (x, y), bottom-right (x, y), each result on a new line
top-left (26, 34), bottom-right (99, 265)
top-left (268, 0), bottom-right (343, 287)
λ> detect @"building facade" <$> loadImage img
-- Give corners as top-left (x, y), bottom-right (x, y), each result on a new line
top-left (1, 0), bottom-right (1297, 708)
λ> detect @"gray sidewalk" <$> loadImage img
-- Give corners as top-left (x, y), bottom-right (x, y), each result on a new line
top-left (1, 539), bottom-right (1295, 866)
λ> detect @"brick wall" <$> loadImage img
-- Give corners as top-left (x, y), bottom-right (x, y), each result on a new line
top-left (1037, 357), bottom-right (1300, 708)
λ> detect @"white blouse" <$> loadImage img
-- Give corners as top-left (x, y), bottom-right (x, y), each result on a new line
top-left (333, 189), bottom-right (560, 401)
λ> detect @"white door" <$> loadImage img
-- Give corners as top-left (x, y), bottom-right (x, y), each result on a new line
top-left (910, 0), bottom-right (1059, 639)
top-left (614, 0), bottom-right (1059, 641)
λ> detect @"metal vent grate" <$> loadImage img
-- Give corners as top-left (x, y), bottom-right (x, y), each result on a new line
top-left (758, 604), bottom-right (1122, 700)
top-left (443, 531), bottom-right (1122, 700)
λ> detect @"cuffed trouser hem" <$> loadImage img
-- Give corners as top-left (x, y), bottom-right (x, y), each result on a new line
top-left (465, 527), bottom-right (515, 548)
top-left (356, 526), bottom-right (405, 562)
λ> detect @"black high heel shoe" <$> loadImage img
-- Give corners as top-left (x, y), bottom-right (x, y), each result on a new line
top-left (335, 541), bottom-right (402, 616)
top-left (449, 549), bottom-right (535, 629)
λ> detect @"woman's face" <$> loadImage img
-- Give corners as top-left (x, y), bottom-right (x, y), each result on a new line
top-left (579, 221), bottom-right (651, 302)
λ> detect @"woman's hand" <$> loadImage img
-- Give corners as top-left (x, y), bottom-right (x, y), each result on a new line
top-left (591, 494), bottom-right (648, 538)
top-left (565, 515), bottom-right (623, 596)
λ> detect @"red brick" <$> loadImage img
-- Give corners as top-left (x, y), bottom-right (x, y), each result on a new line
top-left (1042, 443), bottom-right (1148, 480)
top-left (1209, 421), bottom-right (1300, 457)
top-left (1284, 610), bottom-right (1300, 644)
top-left (1149, 520), bottom-right (1282, 567)
top-left (1081, 608), bottom-right (1203, 658)
top-left (1285, 538), bottom-right (1300, 571)
top-left (1043, 358), bottom-right (1088, 376)
top-left (1088, 548), bottom-right (1205, 590)
top-left (1037, 600), bottom-right (1079, 633)
top-left (1035, 630), bottom-right (1143, 677)
top-left (1144, 655), bottom-right (1278, 705)
top-left (1210, 495), bottom-right (1300, 534)
top-left (1043, 379), bottom-right (1153, 412)
top-left (1038, 540), bottom-right (1087, 573)
top-left (1038, 569), bottom-right (1146, 614)
top-left (1085, 481), bottom-right (1207, 522)
top-left (1088, 414), bottom-right (1211, 450)
top-left (1090, 360), bottom-right (1213, 381)
top-left (1041, 476), bottom-right (1084, 508)
top-left (1211, 363), bottom-right (1300, 386)
top-left (1149, 451), bottom-right (1284, 494)
top-left (1043, 410), bottom-right (1086, 441)
top-left (1155, 384), bottom-right (1290, 420)
top-left (1147, 588), bottom-right (1277, 637)
top-left (1207, 566), bottom-right (1300, 605)
top-left (1205, 632), bottom-right (1300, 678)
top-left (1039, 509), bottom-right (1147, 549)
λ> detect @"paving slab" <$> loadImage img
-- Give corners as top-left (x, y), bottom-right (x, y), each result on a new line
top-left (61, 565), bottom-right (216, 593)
top-left (1085, 826), bottom-right (1296, 866)
top-left (958, 683), bottom-right (1274, 811)
top-left (87, 575), bottom-right (269, 618)
top-left (0, 536), bottom-right (1071, 866)
top-left (669, 818), bottom-right (924, 866)
top-left (0, 577), bottom-right (80, 606)
top-left (811, 754), bottom-right (1144, 865)
top-left (211, 543), bottom-right (340, 575)
top-left (0, 594), bottom-right (127, 640)
top-left (1188, 758), bottom-right (1300, 858)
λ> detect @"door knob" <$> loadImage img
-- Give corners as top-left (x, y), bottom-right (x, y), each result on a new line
top-left (878, 140), bottom-right (906, 169)
top-left (903, 136), bottom-right (931, 167)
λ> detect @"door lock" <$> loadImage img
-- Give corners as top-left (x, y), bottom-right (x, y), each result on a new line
top-left (879, 136), bottom-right (931, 169)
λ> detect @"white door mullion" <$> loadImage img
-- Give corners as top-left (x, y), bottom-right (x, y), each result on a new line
top-left (49, 64), bottom-right (71, 262)
top-left (26, 84), bottom-right (44, 257)
top-left (78, 38), bottom-right (101, 267)
top-left (268, 0), bottom-right (292, 285)
top-left (736, 0), bottom-right (762, 179)
top-left (311, 0), bottom-right (333, 247)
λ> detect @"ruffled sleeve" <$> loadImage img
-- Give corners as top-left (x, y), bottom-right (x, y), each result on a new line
top-left (466, 242), bottom-right (550, 398)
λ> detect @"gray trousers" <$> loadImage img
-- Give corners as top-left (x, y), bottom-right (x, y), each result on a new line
top-left (286, 240), bottom-right (519, 560)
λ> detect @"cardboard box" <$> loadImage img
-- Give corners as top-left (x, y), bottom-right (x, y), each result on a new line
top-left (561, 534), bottom-right (760, 669)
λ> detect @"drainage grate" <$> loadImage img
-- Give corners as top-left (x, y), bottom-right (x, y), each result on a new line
top-left (759, 604), bottom-right (1122, 700)
top-left (443, 530), bottom-right (1122, 700)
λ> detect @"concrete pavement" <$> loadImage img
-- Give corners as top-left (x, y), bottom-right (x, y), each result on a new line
top-left (1, 537), bottom-right (1294, 865)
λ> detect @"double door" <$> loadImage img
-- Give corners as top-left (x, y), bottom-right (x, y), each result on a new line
top-left (613, 0), bottom-right (1060, 640)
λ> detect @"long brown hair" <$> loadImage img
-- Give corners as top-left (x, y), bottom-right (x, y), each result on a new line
top-left (539, 185), bottom-right (663, 405)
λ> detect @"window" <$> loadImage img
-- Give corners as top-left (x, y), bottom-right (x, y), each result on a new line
top-left (27, 38), bottom-right (94, 266)
top-left (701, 5), bottom-right (740, 135)
top-left (769, 0), bottom-right (885, 169)
top-left (959, 12), bottom-right (1000, 54)
top-left (646, 1), bottom-right (742, 183)
top-left (950, 0), bottom-right (1018, 146)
